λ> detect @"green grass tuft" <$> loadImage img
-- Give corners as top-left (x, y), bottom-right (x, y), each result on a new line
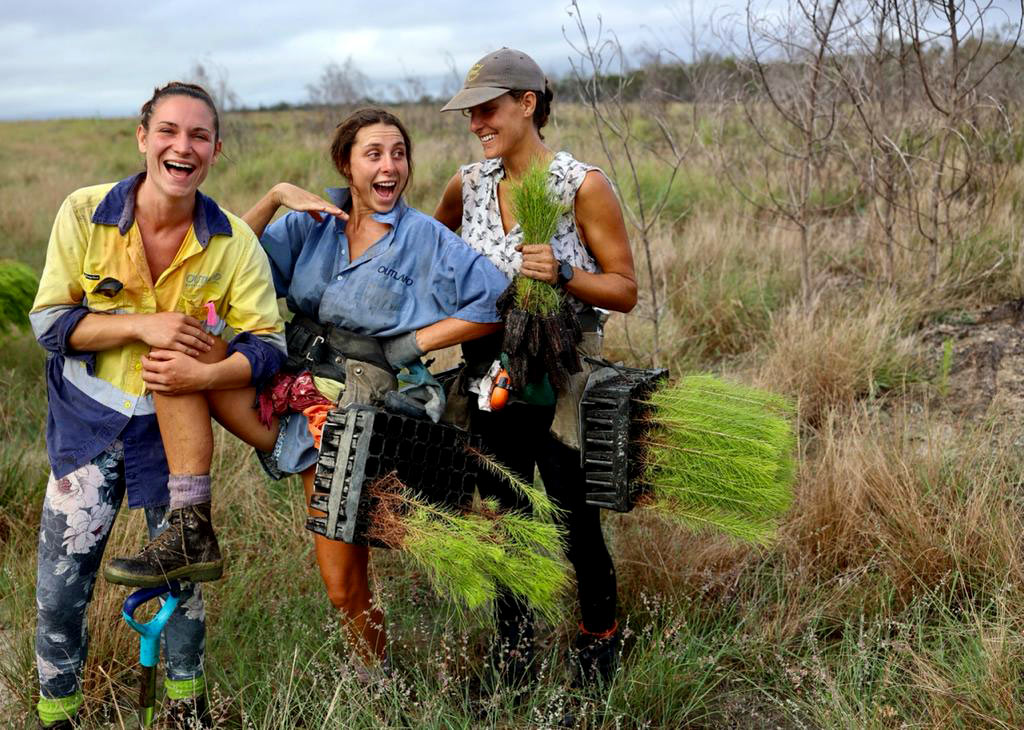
top-left (938, 338), bottom-right (954, 396)
top-left (0, 260), bottom-right (38, 331)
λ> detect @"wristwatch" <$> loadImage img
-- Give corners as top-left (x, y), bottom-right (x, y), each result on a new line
top-left (556, 259), bottom-right (574, 288)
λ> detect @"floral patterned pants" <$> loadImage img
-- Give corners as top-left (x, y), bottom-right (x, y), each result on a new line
top-left (35, 442), bottom-right (205, 700)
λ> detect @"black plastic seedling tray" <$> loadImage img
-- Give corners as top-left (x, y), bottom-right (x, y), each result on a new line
top-left (306, 405), bottom-right (482, 544)
top-left (580, 365), bottom-right (669, 512)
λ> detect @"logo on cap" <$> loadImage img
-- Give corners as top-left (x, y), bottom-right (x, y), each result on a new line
top-left (466, 62), bottom-right (484, 83)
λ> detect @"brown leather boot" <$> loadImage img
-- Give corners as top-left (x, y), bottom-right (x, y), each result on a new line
top-left (104, 503), bottom-right (223, 587)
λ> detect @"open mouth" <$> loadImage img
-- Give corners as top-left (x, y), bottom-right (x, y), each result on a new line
top-left (480, 133), bottom-right (496, 145)
top-left (164, 160), bottom-right (196, 180)
top-left (373, 180), bottom-right (398, 201)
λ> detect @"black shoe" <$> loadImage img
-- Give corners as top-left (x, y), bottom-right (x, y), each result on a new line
top-left (38, 720), bottom-right (74, 730)
top-left (161, 695), bottom-right (211, 729)
top-left (104, 503), bottom-right (223, 587)
top-left (490, 640), bottom-right (535, 688)
top-left (572, 623), bottom-right (620, 688)
top-left (490, 610), bottom-right (535, 688)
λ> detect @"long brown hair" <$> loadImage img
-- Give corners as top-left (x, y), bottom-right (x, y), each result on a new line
top-left (329, 108), bottom-right (413, 183)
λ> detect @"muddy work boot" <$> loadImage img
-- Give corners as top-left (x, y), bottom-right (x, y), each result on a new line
top-left (104, 503), bottom-right (222, 587)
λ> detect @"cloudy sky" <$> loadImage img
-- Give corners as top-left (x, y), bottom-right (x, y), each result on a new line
top-left (7, 1), bottom-right (1020, 120)
top-left (1, 0), bottom-right (727, 120)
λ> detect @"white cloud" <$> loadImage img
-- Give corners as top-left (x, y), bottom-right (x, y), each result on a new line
top-left (0, 0), bottom-right (743, 119)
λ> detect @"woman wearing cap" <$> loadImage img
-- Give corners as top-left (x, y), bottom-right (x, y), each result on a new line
top-left (434, 48), bottom-right (637, 686)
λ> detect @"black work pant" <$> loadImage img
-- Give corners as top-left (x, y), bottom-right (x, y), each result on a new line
top-left (471, 401), bottom-right (618, 641)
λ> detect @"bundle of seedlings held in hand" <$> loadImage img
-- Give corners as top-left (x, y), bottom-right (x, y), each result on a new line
top-left (0, 259), bottom-right (39, 331)
top-left (497, 160), bottom-right (582, 389)
top-left (640, 375), bottom-right (796, 544)
top-left (366, 469), bottom-right (568, 622)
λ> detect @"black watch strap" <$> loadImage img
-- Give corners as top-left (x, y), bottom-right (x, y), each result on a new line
top-left (556, 259), bottom-right (574, 287)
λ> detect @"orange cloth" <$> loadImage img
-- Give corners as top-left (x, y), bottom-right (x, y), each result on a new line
top-left (303, 403), bottom-right (334, 449)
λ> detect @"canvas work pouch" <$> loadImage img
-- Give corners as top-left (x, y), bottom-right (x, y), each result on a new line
top-left (549, 330), bottom-right (603, 450)
top-left (337, 359), bottom-right (397, 409)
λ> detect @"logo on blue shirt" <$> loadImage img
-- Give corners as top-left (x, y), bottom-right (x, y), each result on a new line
top-left (377, 265), bottom-right (414, 286)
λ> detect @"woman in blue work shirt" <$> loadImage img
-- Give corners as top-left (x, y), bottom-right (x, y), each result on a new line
top-left (201, 107), bottom-right (508, 673)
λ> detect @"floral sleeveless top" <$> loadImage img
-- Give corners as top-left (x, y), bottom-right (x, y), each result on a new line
top-left (459, 151), bottom-right (603, 309)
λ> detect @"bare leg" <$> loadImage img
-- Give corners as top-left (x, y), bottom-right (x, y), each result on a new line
top-left (205, 387), bottom-right (278, 453)
top-left (302, 467), bottom-right (387, 664)
top-left (153, 338), bottom-right (230, 476)
top-left (105, 340), bottom-right (231, 586)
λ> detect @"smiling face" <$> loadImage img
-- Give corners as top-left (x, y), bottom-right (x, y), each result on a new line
top-left (136, 94), bottom-right (221, 202)
top-left (343, 123), bottom-right (410, 214)
top-left (466, 92), bottom-right (535, 159)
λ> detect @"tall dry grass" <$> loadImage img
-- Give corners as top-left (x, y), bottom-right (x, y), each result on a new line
top-left (4, 100), bottom-right (1024, 726)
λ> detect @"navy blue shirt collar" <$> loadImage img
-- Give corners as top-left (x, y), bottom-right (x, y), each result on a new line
top-left (91, 172), bottom-right (232, 247)
top-left (325, 187), bottom-right (407, 227)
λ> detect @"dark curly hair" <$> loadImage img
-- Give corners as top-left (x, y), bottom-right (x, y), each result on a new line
top-left (508, 81), bottom-right (554, 140)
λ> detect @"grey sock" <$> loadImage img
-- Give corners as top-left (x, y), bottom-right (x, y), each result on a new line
top-left (168, 474), bottom-right (212, 510)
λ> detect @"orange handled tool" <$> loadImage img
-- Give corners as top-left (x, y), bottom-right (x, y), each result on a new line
top-left (490, 368), bottom-right (510, 410)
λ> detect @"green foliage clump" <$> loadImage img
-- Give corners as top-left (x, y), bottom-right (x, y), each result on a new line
top-left (643, 375), bottom-right (796, 544)
top-left (508, 160), bottom-right (569, 316)
top-left (0, 260), bottom-right (38, 331)
top-left (481, 498), bottom-right (570, 624)
top-left (398, 500), bottom-right (502, 610)
top-left (370, 473), bottom-right (568, 618)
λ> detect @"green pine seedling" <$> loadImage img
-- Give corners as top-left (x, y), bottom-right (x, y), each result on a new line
top-left (0, 260), bottom-right (39, 331)
top-left (368, 472), bottom-right (569, 617)
top-left (487, 506), bottom-right (569, 624)
top-left (469, 446), bottom-right (563, 521)
top-left (399, 500), bottom-right (502, 612)
top-left (642, 375), bottom-right (797, 544)
top-left (508, 160), bottom-right (569, 316)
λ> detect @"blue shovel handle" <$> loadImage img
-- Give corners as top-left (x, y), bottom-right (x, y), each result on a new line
top-left (121, 582), bottom-right (182, 728)
top-left (121, 581), bottom-right (181, 667)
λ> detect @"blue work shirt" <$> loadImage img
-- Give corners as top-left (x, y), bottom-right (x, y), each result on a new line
top-left (261, 189), bottom-right (506, 335)
top-left (260, 188), bottom-right (508, 474)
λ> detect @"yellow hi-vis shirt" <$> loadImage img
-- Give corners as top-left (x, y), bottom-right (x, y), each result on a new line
top-left (30, 173), bottom-right (285, 507)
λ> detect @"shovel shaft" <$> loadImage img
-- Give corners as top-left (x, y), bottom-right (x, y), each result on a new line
top-left (138, 664), bottom-right (157, 727)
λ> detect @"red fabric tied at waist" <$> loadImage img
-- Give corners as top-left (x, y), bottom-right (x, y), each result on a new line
top-left (257, 371), bottom-right (332, 428)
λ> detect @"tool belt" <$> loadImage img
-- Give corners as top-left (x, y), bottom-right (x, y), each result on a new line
top-left (285, 314), bottom-right (394, 382)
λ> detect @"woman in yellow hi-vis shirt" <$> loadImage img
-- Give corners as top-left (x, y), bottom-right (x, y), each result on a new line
top-left (29, 81), bottom-right (285, 729)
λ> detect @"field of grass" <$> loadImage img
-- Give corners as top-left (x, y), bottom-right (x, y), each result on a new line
top-left (3, 101), bottom-right (1024, 728)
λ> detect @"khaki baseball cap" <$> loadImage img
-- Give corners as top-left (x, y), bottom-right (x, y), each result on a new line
top-left (440, 48), bottom-right (546, 112)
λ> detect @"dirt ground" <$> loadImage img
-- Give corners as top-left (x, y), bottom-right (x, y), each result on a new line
top-left (920, 299), bottom-right (1024, 436)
